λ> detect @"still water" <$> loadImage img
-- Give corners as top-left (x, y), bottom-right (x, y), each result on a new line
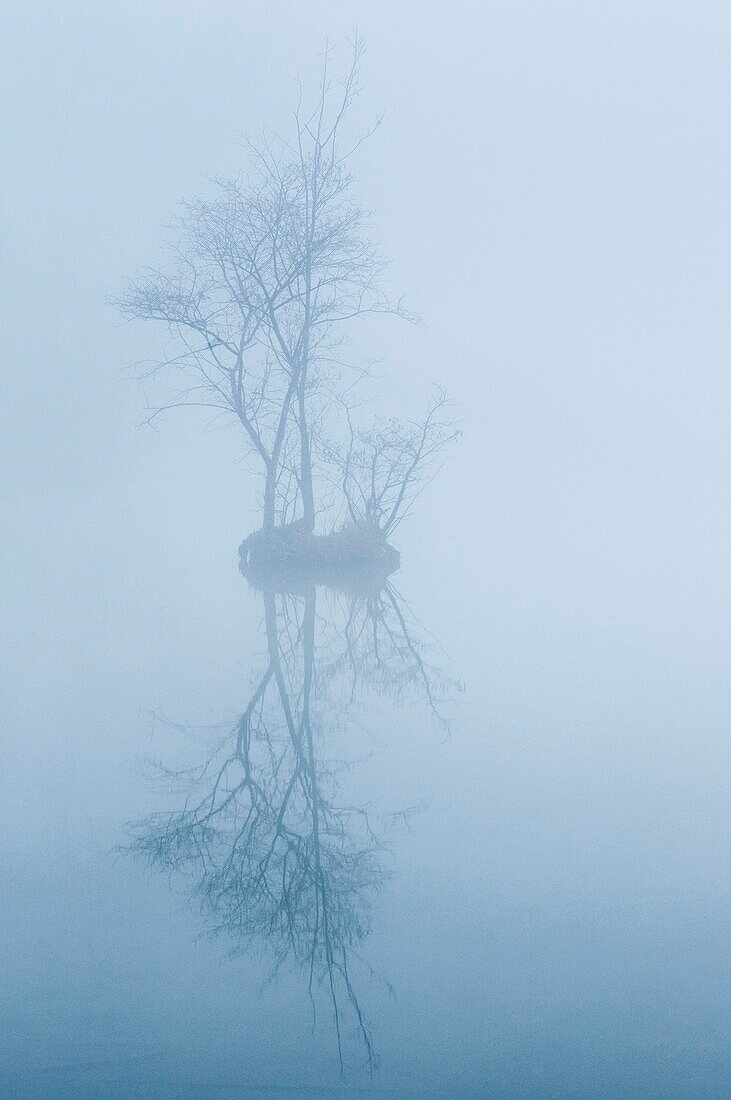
top-left (0, 497), bottom-right (727, 1098)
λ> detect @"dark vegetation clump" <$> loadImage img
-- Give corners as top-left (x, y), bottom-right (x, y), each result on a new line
top-left (240, 520), bottom-right (400, 593)
top-left (241, 519), bottom-right (400, 570)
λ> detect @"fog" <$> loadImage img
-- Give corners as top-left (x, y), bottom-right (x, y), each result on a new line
top-left (1, 3), bottom-right (729, 1097)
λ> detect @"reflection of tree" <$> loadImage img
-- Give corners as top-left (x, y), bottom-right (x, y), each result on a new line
top-left (132, 569), bottom-right (450, 1074)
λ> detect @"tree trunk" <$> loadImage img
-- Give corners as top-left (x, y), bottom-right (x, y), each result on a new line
top-left (298, 385), bottom-right (316, 533)
top-left (263, 460), bottom-right (277, 531)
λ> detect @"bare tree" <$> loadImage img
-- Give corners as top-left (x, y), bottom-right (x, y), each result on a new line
top-left (116, 39), bottom-right (410, 532)
top-left (320, 390), bottom-right (460, 536)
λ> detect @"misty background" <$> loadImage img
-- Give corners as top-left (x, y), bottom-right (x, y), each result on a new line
top-left (1, 3), bottom-right (729, 1097)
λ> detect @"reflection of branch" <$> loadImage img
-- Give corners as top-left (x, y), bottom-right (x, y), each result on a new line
top-left (319, 583), bottom-right (453, 730)
top-left (236, 665), bottom-right (273, 760)
top-left (132, 570), bottom-right (453, 1078)
top-left (383, 585), bottom-right (448, 731)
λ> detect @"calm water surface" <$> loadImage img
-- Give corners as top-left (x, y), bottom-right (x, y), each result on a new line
top-left (1, 504), bottom-right (728, 1099)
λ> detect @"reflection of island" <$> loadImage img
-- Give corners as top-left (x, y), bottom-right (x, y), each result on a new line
top-left (131, 560), bottom-right (451, 1074)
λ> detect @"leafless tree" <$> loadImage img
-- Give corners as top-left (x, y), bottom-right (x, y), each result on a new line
top-left (319, 390), bottom-right (460, 536)
top-left (116, 39), bottom-right (411, 532)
